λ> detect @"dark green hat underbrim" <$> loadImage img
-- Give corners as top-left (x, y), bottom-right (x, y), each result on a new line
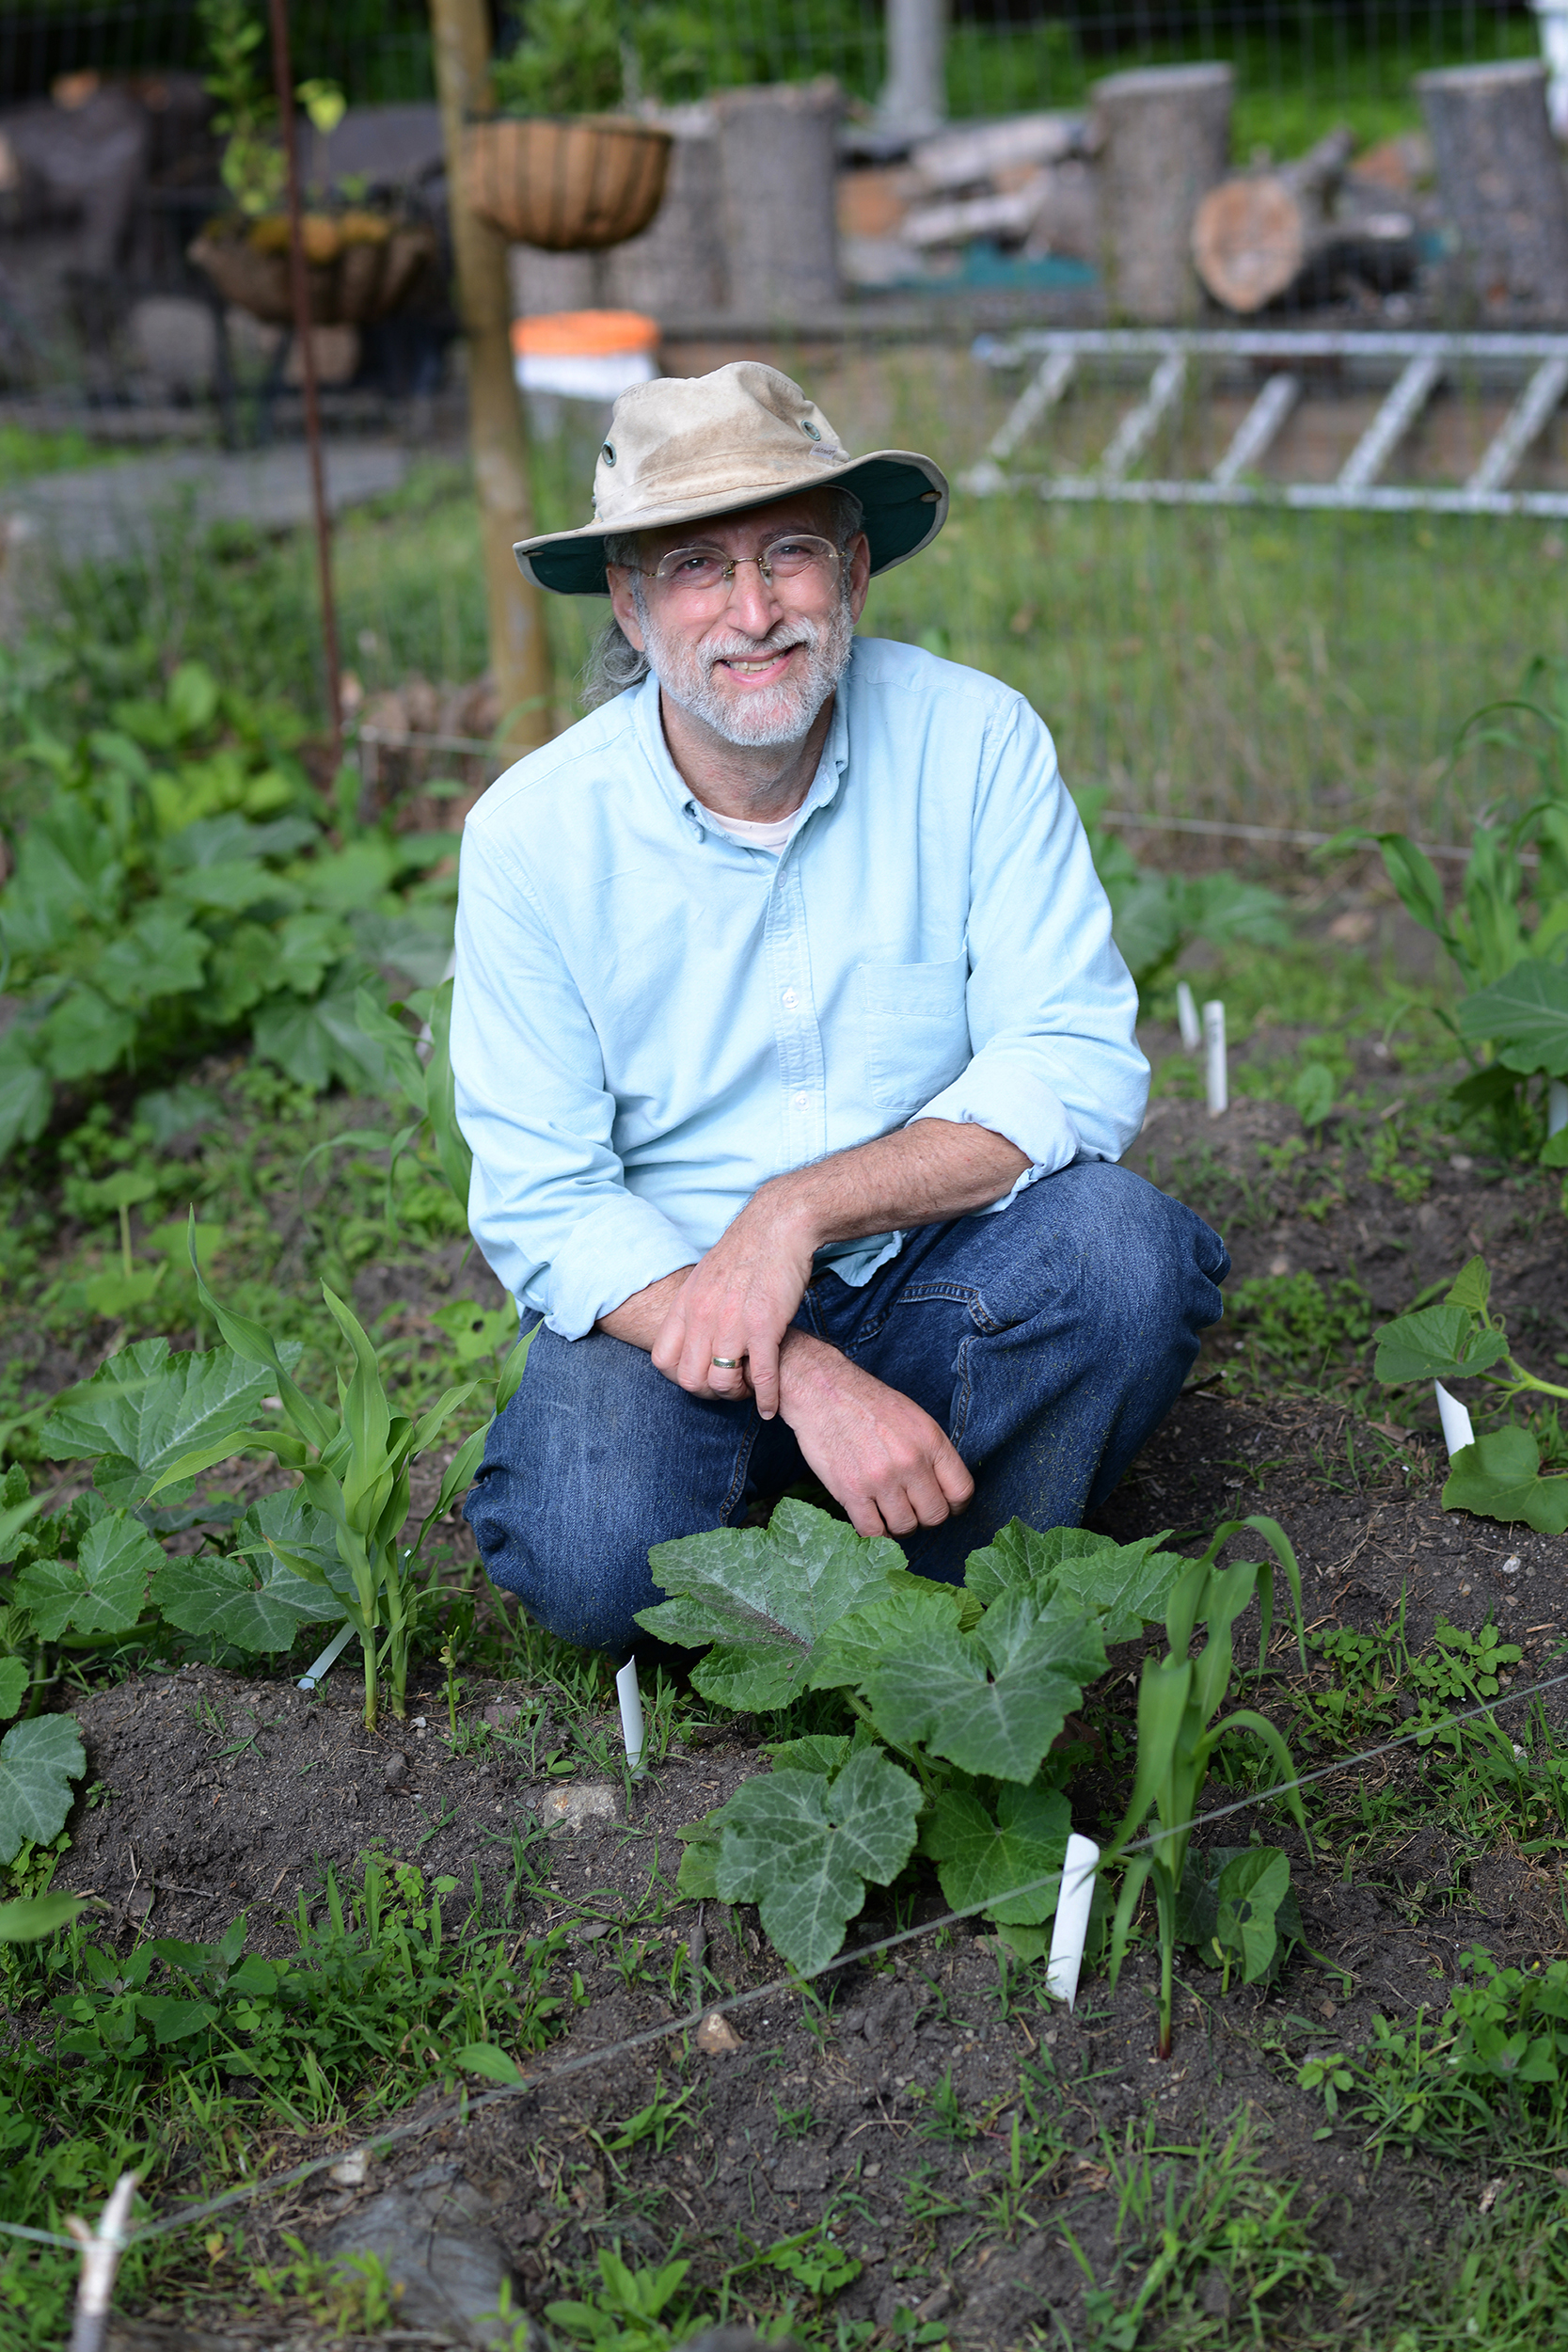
top-left (515, 451), bottom-right (948, 596)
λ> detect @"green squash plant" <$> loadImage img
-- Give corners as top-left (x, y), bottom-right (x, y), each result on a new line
top-left (1374, 1254), bottom-right (1568, 1533)
top-left (14, 1231), bottom-right (531, 1729)
top-left (0, 660), bottom-right (457, 1164)
top-left (643, 1501), bottom-right (1310, 2030)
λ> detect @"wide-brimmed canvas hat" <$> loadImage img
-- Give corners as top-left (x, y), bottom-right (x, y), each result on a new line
top-left (514, 360), bottom-right (948, 596)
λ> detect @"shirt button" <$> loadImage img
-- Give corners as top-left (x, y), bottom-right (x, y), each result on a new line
top-left (793, 1089), bottom-right (810, 1110)
top-left (781, 988), bottom-right (798, 1009)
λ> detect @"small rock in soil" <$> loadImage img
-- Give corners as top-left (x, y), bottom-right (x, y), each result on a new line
top-left (536, 1783), bottom-right (616, 1831)
top-left (313, 2178), bottom-right (522, 2347)
top-left (696, 2009), bottom-right (743, 2055)
top-left (383, 1751), bottom-right (408, 1788)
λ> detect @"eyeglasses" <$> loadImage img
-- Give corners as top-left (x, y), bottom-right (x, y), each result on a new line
top-left (633, 533), bottom-right (844, 598)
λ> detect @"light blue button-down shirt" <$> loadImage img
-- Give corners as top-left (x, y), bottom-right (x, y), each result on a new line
top-left (451, 637), bottom-right (1148, 1339)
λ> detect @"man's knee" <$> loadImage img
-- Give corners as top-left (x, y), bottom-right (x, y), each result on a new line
top-left (981, 1159), bottom-right (1228, 1350)
top-left (462, 1322), bottom-right (749, 1654)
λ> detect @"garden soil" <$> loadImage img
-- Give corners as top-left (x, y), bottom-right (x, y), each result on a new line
top-left (23, 1022), bottom-right (1568, 2349)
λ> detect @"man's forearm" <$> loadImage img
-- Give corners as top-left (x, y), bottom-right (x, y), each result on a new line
top-left (595, 1266), bottom-right (691, 1349)
top-left (758, 1120), bottom-right (1030, 1256)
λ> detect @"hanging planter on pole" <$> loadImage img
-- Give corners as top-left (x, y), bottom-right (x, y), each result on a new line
top-left (464, 114), bottom-right (673, 252)
top-left (189, 211), bottom-right (438, 327)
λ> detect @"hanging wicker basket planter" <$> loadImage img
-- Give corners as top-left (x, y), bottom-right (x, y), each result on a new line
top-left (463, 115), bottom-right (673, 252)
top-left (187, 212), bottom-right (438, 327)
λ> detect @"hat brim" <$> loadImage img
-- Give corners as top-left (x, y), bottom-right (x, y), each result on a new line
top-left (514, 449), bottom-right (948, 596)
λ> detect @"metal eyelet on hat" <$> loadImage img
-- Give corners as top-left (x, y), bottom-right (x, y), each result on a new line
top-left (601, 442), bottom-right (616, 465)
top-left (800, 420), bottom-right (821, 440)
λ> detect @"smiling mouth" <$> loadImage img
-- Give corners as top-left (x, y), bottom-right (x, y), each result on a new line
top-left (714, 646), bottom-right (800, 682)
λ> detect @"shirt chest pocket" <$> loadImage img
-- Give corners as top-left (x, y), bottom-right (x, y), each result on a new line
top-left (858, 956), bottom-right (972, 1118)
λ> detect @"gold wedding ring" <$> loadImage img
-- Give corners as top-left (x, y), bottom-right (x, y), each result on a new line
top-left (710, 1356), bottom-right (741, 1369)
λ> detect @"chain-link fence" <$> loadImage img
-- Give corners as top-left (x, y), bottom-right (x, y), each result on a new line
top-left (1, 1), bottom-right (1564, 834)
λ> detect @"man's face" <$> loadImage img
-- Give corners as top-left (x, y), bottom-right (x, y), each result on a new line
top-left (606, 493), bottom-right (872, 749)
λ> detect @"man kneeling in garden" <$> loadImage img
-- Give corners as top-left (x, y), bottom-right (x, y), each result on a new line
top-left (452, 362), bottom-right (1227, 1657)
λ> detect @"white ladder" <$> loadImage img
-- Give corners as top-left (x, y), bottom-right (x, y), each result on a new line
top-left (964, 328), bottom-right (1568, 517)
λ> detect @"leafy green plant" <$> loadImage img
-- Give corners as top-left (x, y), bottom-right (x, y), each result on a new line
top-left (1076, 789), bottom-right (1291, 1003)
top-left (1374, 1255), bottom-right (1568, 1530)
top-left (648, 1502), bottom-right (1221, 1977)
top-left (1336, 1948), bottom-right (1568, 2161)
top-left (1102, 1518), bottom-right (1308, 2057)
top-left (31, 1237), bottom-right (534, 1724)
top-left (0, 660), bottom-right (455, 1164)
top-left (544, 2249), bottom-right (693, 2352)
top-left (1338, 658), bottom-right (1568, 1160)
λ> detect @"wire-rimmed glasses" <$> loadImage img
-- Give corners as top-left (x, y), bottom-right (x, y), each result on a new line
top-left (630, 533), bottom-right (845, 600)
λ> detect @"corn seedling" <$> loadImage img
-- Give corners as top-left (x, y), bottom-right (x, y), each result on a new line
top-left (1102, 1516), bottom-right (1308, 2058)
top-left (138, 1222), bottom-right (532, 1728)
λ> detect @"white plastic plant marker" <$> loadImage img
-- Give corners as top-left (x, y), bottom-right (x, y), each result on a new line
top-left (1549, 1078), bottom-right (1568, 1138)
top-left (1435, 1382), bottom-right (1475, 1457)
top-left (297, 1620), bottom-right (356, 1692)
top-left (1175, 979), bottom-right (1202, 1054)
top-left (1044, 1834), bottom-right (1100, 2010)
top-left (66, 2167), bottom-right (138, 2352)
top-left (1203, 999), bottom-right (1227, 1117)
top-left (616, 1656), bottom-right (646, 1778)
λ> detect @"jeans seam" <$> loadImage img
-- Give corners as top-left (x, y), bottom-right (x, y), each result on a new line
top-left (844, 1280), bottom-right (980, 1351)
top-left (721, 1420), bottom-right (759, 1522)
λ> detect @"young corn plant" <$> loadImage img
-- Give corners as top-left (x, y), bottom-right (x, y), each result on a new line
top-left (1102, 1517), bottom-right (1309, 2058)
top-left (145, 1224), bottom-right (532, 1727)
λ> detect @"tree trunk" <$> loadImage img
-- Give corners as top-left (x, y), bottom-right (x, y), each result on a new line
top-left (1092, 63), bottom-right (1233, 322)
top-left (429, 0), bottom-right (554, 753)
top-left (602, 105), bottom-right (726, 315)
top-left (1191, 125), bottom-right (1420, 312)
top-left (1418, 60), bottom-right (1568, 322)
top-left (713, 79), bottom-right (843, 317)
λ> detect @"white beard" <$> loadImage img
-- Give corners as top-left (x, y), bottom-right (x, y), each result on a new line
top-left (633, 581), bottom-right (856, 749)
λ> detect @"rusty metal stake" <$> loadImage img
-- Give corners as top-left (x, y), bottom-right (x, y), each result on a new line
top-left (268, 0), bottom-right (343, 770)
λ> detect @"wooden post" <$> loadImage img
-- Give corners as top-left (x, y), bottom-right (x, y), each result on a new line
top-left (269, 0), bottom-right (342, 768)
top-left (1092, 63), bottom-right (1233, 323)
top-left (430, 0), bottom-right (554, 752)
top-left (1418, 61), bottom-right (1568, 324)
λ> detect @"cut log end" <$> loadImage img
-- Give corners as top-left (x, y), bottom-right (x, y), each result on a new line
top-left (1192, 175), bottom-right (1308, 312)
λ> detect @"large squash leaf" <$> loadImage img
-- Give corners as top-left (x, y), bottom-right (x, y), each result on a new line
top-left (638, 1499), bottom-right (909, 1710)
top-left (39, 1338), bottom-right (280, 1503)
top-left (16, 1510), bottom-right (163, 1639)
top-left (964, 1520), bottom-right (1184, 1642)
top-left (865, 1590), bottom-right (1108, 1785)
top-left (922, 1782), bottom-right (1072, 1926)
top-left (712, 1744), bottom-right (922, 1974)
top-left (1443, 1428), bottom-right (1568, 1534)
top-left (1457, 962), bottom-right (1568, 1076)
top-left (0, 1714), bottom-right (85, 1864)
top-left (1373, 1305), bottom-right (1510, 1386)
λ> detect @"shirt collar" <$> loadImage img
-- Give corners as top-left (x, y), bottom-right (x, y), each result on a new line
top-left (628, 647), bottom-right (854, 842)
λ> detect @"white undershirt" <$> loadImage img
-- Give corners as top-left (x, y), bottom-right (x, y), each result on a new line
top-left (706, 804), bottom-right (807, 855)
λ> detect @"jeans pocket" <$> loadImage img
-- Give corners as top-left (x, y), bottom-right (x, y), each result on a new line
top-left (858, 955), bottom-right (971, 1119)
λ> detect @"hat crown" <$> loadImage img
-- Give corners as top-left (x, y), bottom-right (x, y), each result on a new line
top-left (592, 361), bottom-right (851, 531)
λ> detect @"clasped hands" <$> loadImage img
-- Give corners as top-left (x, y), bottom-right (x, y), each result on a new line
top-left (647, 1187), bottom-right (973, 1541)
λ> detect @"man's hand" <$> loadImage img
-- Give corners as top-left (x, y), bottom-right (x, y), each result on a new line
top-left (777, 1328), bottom-right (973, 1538)
top-left (650, 1192), bottom-right (815, 1418)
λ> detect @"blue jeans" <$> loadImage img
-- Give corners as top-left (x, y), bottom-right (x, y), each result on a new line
top-left (465, 1159), bottom-right (1227, 1659)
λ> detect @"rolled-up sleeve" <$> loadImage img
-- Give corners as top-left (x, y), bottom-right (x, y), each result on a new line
top-left (911, 700), bottom-right (1148, 1185)
top-left (451, 830), bottom-right (698, 1338)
